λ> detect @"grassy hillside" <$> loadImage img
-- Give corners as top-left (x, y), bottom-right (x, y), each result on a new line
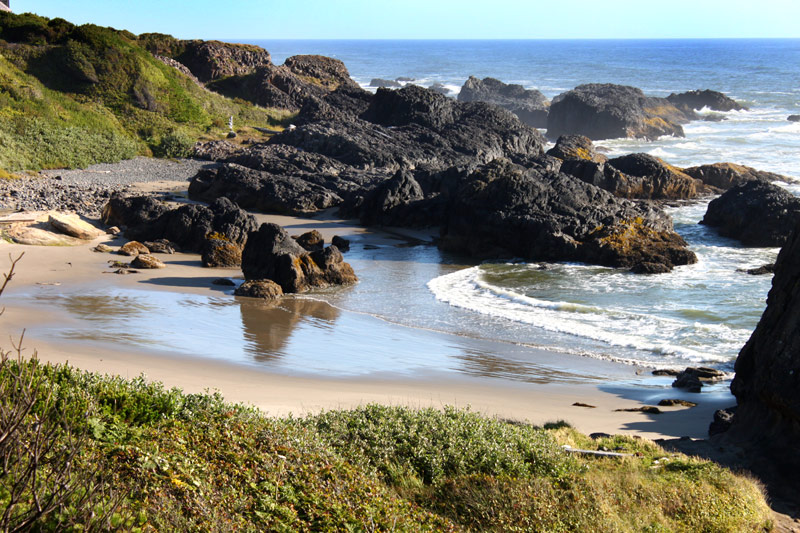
top-left (0, 356), bottom-right (772, 531)
top-left (0, 11), bottom-right (290, 172)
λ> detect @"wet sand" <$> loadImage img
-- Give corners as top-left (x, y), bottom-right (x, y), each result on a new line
top-left (0, 211), bottom-right (733, 441)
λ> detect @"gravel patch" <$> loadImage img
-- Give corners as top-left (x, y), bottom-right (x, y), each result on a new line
top-left (0, 157), bottom-right (218, 217)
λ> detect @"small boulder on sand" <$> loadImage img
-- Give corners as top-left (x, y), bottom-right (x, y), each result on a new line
top-left (48, 212), bottom-right (105, 240)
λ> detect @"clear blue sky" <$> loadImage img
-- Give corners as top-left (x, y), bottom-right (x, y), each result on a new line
top-left (11, 0), bottom-right (800, 39)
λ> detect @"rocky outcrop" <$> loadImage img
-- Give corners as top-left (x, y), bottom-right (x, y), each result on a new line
top-left (546, 83), bottom-right (689, 140)
top-left (173, 40), bottom-right (272, 83)
top-left (202, 237), bottom-right (242, 267)
top-left (701, 181), bottom-right (800, 246)
top-left (788, 115), bottom-right (800, 122)
top-left (458, 76), bottom-right (549, 128)
top-left (667, 89), bottom-right (746, 112)
top-left (728, 218), bottom-right (800, 489)
top-left (241, 223), bottom-right (357, 293)
top-left (603, 153), bottom-right (700, 200)
top-left (102, 196), bottom-right (257, 253)
top-left (439, 159), bottom-right (697, 271)
top-left (205, 55), bottom-right (358, 112)
top-left (283, 55), bottom-right (359, 91)
top-left (683, 162), bottom-right (791, 191)
top-left (293, 230), bottom-right (324, 252)
top-left (192, 140), bottom-right (241, 161)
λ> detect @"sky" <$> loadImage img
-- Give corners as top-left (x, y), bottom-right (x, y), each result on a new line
top-left (10, 0), bottom-right (800, 40)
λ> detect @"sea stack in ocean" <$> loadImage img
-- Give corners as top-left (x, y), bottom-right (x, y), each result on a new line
top-left (457, 76), bottom-right (549, 128)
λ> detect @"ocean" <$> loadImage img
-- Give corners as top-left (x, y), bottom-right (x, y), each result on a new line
top-left (243, 39), bottom-right (800, 372)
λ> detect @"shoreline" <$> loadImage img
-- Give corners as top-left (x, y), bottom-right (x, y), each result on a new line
top-left (0, 201), bottom-right (732, 441)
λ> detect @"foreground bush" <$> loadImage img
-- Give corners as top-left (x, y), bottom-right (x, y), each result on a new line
top-left (0, 360), bottom-right (774, 531)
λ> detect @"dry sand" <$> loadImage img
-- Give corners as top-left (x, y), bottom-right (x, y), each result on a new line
top-left (0, 210), bottom-right (731, 442)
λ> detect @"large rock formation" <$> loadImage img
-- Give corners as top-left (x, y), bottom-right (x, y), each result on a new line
top-left (728, 218), bottom-right (800, 493)
top-left (205, 55), bottom-right (358, 112)
top-left (168, 40), bottom-right (272, 83)
top-left (439, 159), bottom-right (697, 271)
top-left (683, 162), bottom-right (791, 191)
top-left (458, 76), bottom-right (549, 128)
top-left (241, 223), bottom-right (357, 293)
top-left (667, 89), bottom-right (747, 112)
top-left (546, 83), bottom-right (689, 140)
top-left (701, 181), bottom-right (800, 246)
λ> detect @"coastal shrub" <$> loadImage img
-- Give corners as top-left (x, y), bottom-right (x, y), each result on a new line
top-left (153, 129), bottom-right (194, 158)
top-left (0, 360), bottom-right (775, 531)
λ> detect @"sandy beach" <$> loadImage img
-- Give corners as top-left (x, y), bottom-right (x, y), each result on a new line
top-left (0, 202), bottom-right (732, 442)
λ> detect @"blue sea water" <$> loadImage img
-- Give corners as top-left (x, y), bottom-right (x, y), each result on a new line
top-left (236, 39), bottom-right (800, 371)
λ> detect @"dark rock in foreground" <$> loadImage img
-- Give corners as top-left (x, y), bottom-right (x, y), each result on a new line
top-left (683, 162), bottom-right (791, 191)
top-left (241, 223), bottom-right (357, 293)
top-left (701, 181), bottom-right (800, 246)
top-left (728, 218), bottom-right (800, 492)
top-left (234, 279), bottom-right (284, 300)
top-left (546, 83), bottom-right (689, 141)
top-left (202, 237), bottom-right (243, 267)
top-left (458, 76), bottom-right (549, 128)
top-left (439, 159), bottom-right (697, 271)
top-left (667, 89), bottom-right (747, 112)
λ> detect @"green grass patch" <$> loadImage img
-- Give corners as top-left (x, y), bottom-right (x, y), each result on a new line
top-left (0, 357), bottom-right (773, 531)
top-left (0, 11), bottom-right (291, 172)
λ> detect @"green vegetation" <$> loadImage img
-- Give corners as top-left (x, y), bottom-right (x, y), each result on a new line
top-left (0, 358), bottom-right (773, 531)
top-left (0, 11), bottom-right (291, 172)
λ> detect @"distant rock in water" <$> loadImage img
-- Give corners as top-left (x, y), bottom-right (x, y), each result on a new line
top-left (667, 89), bottom-right (747, 112)
top-left (788, 114), bottom-right (800, 122)
top-left (458, 76), bottom-right (549, 128)
top-left (728, 218), bottom-right (800, 494)
top-left (701, 181), bottom-right (800, 246)
top-left (683, 162), bottom-right (792, 191)
top-left (241, 223), bottom-right (357, 293)
top-left (546, 83), bottom-right (689, 141)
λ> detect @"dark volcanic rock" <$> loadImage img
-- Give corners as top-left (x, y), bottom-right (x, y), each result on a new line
top-left (709, 407), bottom-right (736, 436)
top-left (439, 159), bottom-right (697, 271)
top-left (102, 196), bottom-right (257, 253)
top-left (672, 367), bottom-right (725, 392)
top-left (701, 181), bottom-right (800, 246)
top-left (352, 169), bottom-right (441, 227)
top-left (274, 85), bottom-right (546, 173)
top-left (667, 89), bottom-right (746, 112)
top-left (788, 114), bottom-right (800, 122)
top-left (332, 235), bottom-right (350, 252)
top-left (546, 83), bottom-right (688, 141)
top-left (545, 135), bottom-right (606, 163)
top-left (175, 40), bottom-right (272, 83)
top-left (727, 218), bottom-right (800, 489)
top-left (241, 223), bottom-right (357, 293)
top-left (457, 76), bottom-right (549, 128)
top-left (683, 162), bottom-right (791, 191)
top-left (739, 264), bottom-right (776, 276)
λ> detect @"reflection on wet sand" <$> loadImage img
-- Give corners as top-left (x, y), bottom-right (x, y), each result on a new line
top-left (238, 297), bottom-right (340, 362)
top-left (22, 285), bottom-right (627, 384)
